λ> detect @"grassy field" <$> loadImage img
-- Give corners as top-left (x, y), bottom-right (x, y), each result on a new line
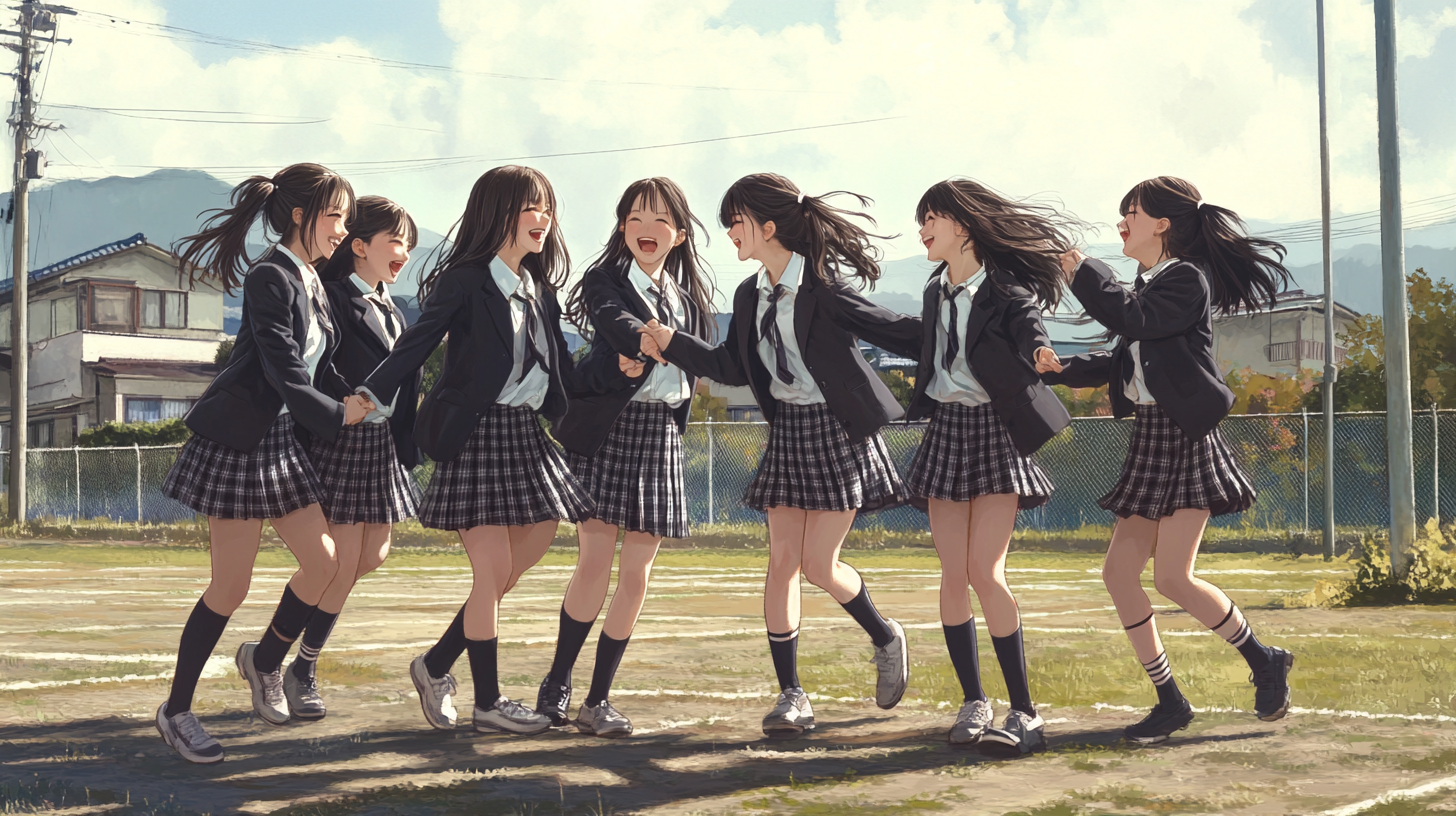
top-left (3, 541), bottom-right (1456, 815)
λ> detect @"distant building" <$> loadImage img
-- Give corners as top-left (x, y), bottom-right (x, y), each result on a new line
top-left (0, 234), bottom-right (226, 447)
top-left (1214, 290), bottom-right (1360, 378)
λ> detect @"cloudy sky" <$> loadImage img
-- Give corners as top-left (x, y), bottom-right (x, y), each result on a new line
top-left (12, 0), bottom-right (1456, 282)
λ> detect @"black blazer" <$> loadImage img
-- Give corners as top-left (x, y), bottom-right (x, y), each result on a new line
top-left (663, 267), bottom-right (921, 441)
top-left (1043, 256), bottom-right (1234, 441)
top-left (553, 260), bottom-right (708, 457)
top-left (904, 267), bottom-right (1070, 456)
top-left (321, 278), bottom-right (423, 468)
top-left (360, 261), bottom-right (630, 462)
top-left (184, 248), bottom-right (345, 452)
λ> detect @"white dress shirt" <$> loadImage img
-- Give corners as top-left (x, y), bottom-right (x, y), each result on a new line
top-left (351, 273), bottom-right (399, 423)
top-left (273, 244), bottom-right (326, 418)
top-left (1125, 257), bottom-right (1180, 405)
top-left (490, 255), bottom-right (552, 410)
top-left (628, 261), bottom-right (691, 406)
top-left (754, 253), bottom-right (825, 405)
top-left (925, 264), bottom-right (993, 407)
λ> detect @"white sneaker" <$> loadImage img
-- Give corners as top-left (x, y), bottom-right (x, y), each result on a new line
top-left (762, 687), bottom-right (816, 738)
top-left (576, 700), bottom-right (633, 738)
top-left (949, 698), bottom-right (994, 745)
top-left (409, 654), bottom-right (459, 730)
top-left (980, 710), bottom-right (1047, 756)
top-left (235, 642), bottom-right (289, 725)
top-left (872, 619), bottom-right (909, 709)
top-left (154, 702), bottom-right (224, 764)
top-left (474, 697), bottom-right (552, 735)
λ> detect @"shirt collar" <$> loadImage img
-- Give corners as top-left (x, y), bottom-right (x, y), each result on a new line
top-left (938, 262), bottom-right (986, 293)
top-left (1144, 257), bottom-right (1180, 281)
top-left (758, 253), bottom-right (805, 295)
top-left (274, 244), bottom-right (315, 277)
top-left (351, 273), bottom-right (390, 301)
top-left (630, 260), bottom-right (668, 297)
top-left (490, 255), bottom-right (534, 300)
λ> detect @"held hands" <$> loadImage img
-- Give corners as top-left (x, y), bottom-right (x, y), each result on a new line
top-left (638, 318), bottom-right (675, 365)
top-left (1034, 346), bottom-right (1063, 374)
top-left (618, 353), bottom-right (646, 379)
top-left (343, 393), bottom-right (376, 425)
top-left (1059, 248), bottom-right (1086, 282)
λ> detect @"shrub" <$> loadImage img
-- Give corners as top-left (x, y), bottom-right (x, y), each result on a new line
top-left (1293, 519), bottom-right (1456, 607)
top-left (78, 418), bottom-right (191, 448)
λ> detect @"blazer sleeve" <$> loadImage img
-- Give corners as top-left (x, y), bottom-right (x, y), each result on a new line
top-left (997, 276), bottom-right (1054, 363)
top-left (550, 295), bottom-right (633, 396)
top-left (1040, 349), bottom-right (1114, 389)
top-left (243, 265), bottom-right (345, 435)
top-left (361, 271), bottom-right (461, 404)
top-left (582, 273), bottom-right (648, 359)
top-left (1071, 257), bottom-right (1205, 341)
top-left (822, 279), bottom-right (924, 360)
top-left (662, 314), bottom-right (751, 387)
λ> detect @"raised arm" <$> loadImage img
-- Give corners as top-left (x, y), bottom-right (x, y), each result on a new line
top-left (821, 279), bottom-right (923, 360)
top-left (1039, 349), bottom-right (1114, 389)
top-left (995, 273), bottom-right (1055, 365)
top-left (244, 264), bottom-right (345, 439)
top-left (582, 271), bottom-right (650, 359)
top-left (1071, 257), bottom-right (1205, 341)
top-left (546, 292), bottom-right (634, 396)
top-left (360, 272), bottom-right (460, 407)
top-left (654, 314), bottom-right (751, 387)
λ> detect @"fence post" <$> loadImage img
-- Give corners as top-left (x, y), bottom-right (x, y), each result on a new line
top-left (74, 446), bottom-right (80, 520)
top-left (1434, 403), bottom-right (1440, 524)
top-left (1302, 408), bottom-right (1310, 533)
top-left (134, 443), bottom-right (142, 524)
top-left (706, 419), bottom-right (715, 525)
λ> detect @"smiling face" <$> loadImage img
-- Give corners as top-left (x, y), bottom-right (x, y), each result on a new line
top-left (622, 194), bottom-right (686, 271)
top-left (1117, 201), bottom-right (1169, 266)
top-left (918, 210), bottom-right (972, 265)
top-left (296, 195), bottom-right (351, 261)
top-left (726, 210), bottom-right (774, 263)
top-left (512, 199), bottom-right (553, 254)
top-left (353, 231), bottom-right (410, 286)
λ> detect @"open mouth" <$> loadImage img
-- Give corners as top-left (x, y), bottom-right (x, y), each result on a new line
top-left (1119, 230), bottom-right (1130, 242)
top-left (529, 229), bottom-right (546, 242)
top-left (732, 238), bottom-right (742, 248)
top-left (923, 237), bottom-right (934, 249)
top-left (389, 261), bottom-right (404, 274)
top-left (637, 238), bottom-right (658, 254)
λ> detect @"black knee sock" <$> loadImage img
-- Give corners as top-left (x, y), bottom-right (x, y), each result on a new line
top-left (423, 605), bottom-right (467, 679)
top-left (942, 619), bottom-right (985, 703)
top-left (1216, 606), bottom-right (1273, 671)
top-left (164, 598), bottom-right (231, 718)
top-left (584, 633), bottom-right (630, 707)
top-left (1142, 652), bottom-right (1187, 708)
top-left (254, 585), bottom-right (315, 674)
top-left (546, 607), bottom-right (595, 687)
top-left (768, 629), bottom-right (801, 691)
top-left (839, 579), bottom-right (895, 648)
top-left (291, 608), bottom-right (340, 680)
top-left (991, 628), bottom-right (1035, 717)
top-left (466, 637), bottom-right (501, 708)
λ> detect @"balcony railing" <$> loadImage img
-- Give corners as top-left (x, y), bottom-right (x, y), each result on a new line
top-left (1265, 339), bottom-right (1346, 364)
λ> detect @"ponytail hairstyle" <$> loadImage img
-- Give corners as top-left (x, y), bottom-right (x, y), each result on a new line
top-left (175, 163), bottom-right (355, 294)
top-left (320, 195), bottom-right (419, 282)
top-left (718, 173), bottom-right (891, 288)
top-left (419, 165), bottom-right (567, 300)
top-left (915, 178), bottom-right (1087, 311)
top-left (566, 177), bottom-right (716, 342)
top-left (1120, 176), bottom-right (1291, 316)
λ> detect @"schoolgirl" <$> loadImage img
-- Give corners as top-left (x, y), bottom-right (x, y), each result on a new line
top-left (155, 163), bottom-right (371, 764)
top-left (275, 196), bottom-right (425, 721)
top-left (901, 179), bottom-right (1078, 753)
top-left (639, 173), bottom-right (920, 738)
top-left (1042, 176), bottom-right (1295, 743)
top-left (539, 177), bottom-right (716, 738)
top-left (355, 165), bottom-right (637, 736)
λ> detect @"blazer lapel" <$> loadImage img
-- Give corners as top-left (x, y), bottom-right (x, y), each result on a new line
top-left (961, 283), bottom-right (995, 355)
top-left (792, 275), bottom-right (816, 360)
top-left (351, 291), bottom-right (392, 354)
top-left (479, 269), bottom-right (515, 352)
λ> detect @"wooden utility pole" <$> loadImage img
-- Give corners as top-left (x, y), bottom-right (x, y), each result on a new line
top-left (1317, 0), bottom-right (1336, 561)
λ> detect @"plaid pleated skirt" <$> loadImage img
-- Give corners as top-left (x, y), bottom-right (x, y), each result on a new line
top-left (568, 401), bottom-right (689, 538)
top-left (418, 404), bottom-right (595, 530)
top-left (906, 402), bottom-right (1054, 509)
top-left (309, 421), bottom-right (421, 525)
top-left (744, 402), bottom-right (906, 513)
top-left (162, 413), bottom-right (324, 520)
top-left (1100, 404), bottom-right (1256, 520)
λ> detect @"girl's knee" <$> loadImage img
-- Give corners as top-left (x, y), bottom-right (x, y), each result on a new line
top-left (1152, 568), bottom-right (1192, 602)
top-left (203, 581), bottom-right (249, 615)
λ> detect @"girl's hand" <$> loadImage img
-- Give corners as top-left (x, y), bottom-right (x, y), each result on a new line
top-left (1034, 346), bottom-right (1063, 374)
top-left (343, 393), bottom-right (375, 425)
top-left (619, 354), bottom-right (646, 379)
top-left (1059, 248), bottom-right (1086, 281)
top-left (638, 319), bottom-right (674, 364)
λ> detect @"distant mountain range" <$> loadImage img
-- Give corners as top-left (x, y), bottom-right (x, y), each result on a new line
top-left (3, 169), bottom-right (1452, 341)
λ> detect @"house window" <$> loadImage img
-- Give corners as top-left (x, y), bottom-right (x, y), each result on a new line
top-left (28, 420), bottom-right (53, 449)
top-left (141, 291), bottom-right (187, 329)
top-left (89, 284), bottom-right (136, 332)
top-left (124, 397), bottom-right (194, 423)
top-left (53, 296), bottom-right (77, 336)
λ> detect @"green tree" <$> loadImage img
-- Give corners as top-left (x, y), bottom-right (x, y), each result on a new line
top-left (1051, 384), bottom-right (1111, 417)
top-left (420, 342), bottom-right (446, 394)
top-left (876, 369), bottom-right (915, 405)
top-left (214, 337), bottom-right (234, 366)
top-left (1334, 268), bottom-right (1456, 411)
top-left (79, 418), bottom-right (191, 447)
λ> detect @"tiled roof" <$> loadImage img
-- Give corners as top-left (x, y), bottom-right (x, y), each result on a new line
top-left (0, 233), bottom-right (149, 295)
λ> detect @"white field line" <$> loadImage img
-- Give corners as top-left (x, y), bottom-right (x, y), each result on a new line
top-left (1320, 774), bottom-right (1456, 815)
top-left (0, 655), bottom-right (231, 691)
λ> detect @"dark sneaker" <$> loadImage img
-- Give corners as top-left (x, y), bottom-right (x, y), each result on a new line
top-left (235, 642), bottom-right (289, 725)
top-left (1124, 700), bottom-right (1195, 744)
top-left (980, 710), bottom-right (1046, 756)
top-left (1251, 648), bottom-right (1294, 722)
top-left (154, 703), bottom-right (224, 764)
top-left (871, 619), bottom-right (908, 709)
top-left (284, 662), bottom-right (326, 721)
top-left (575, 700), bottom-right (633, 738)
top-left (948, 698), bottom-right (994, 745)
top-left (536, 676), bottom-right (573, 727)
top-left (474, 697), bottom-right (551, 735)
top-left (762, 687), bottom-right (815, 738)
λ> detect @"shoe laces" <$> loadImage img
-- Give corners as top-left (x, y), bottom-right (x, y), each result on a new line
top-left (428, 672), bottom-right (456, 698)
top-left (296, 672), bottom-right (320, 693)
top-left (871, 642), bottom-right (899, 672)
top-left (495, 698), bottom-right (534, 719)
top-left (597, 700), bottom-right (622, 720)
top-left (260, 670), bottom-right (286, 706)
top-left (174, 711), bottom-right (211, 746)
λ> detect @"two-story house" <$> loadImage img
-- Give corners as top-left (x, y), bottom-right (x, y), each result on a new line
top-left (0, 234), bottom-right (226, 448)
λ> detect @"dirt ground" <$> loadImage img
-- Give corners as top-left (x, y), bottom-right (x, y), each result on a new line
top-left (4, 543), bottom-right (1456, 815)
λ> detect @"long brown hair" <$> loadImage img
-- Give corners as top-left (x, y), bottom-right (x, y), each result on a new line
top-left (174, 163), bottom-right (355, 294)
top-left (915, 178), bottom-right (1085, 310)
top-left (320, 195), bottom-right (419, 282)
top-left (1120, 176), bottom-right (1291, 315)
top-left (718, 173), bottom-right (890, 287)
top-left (419, 165), bottom-right (567, 300)
top-left (566, 177), bottom-right (716, 342)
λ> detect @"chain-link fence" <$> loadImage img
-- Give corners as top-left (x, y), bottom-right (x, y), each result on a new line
top-left (3, 410), bottom-right (1451, 530)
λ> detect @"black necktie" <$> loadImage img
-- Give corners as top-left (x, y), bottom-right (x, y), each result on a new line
top-left (1135, 274), bottom-right (1147, 293)
top-left (307, 276), bottom-right (332, 336)
top-left (511, 292), bottom-right (549, 383)
top-left (941, 282), bottom-right (969, 372)
top-left (649, 284), bottom-right (678, 330)
top-left (759, 284), bottom-right (795, 385)
top-left (369, 292), bottom-right (398, 340)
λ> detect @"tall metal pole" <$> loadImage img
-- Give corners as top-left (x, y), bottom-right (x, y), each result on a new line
top-left (7, 2), bottom-right (33, 521)
top-left (1374, 0), bottom-right (1415, 574)
top-left (1318, 0), bottom-right (1337, 561)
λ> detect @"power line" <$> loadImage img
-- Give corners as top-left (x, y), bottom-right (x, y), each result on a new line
top-left (39, 102), bottom-right (328, 125)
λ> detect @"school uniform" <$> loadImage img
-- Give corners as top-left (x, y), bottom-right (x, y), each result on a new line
top-left (308, 274), bottom-right (423, 525)
top-left (663, 253), bottom-right (921, 512)
top-left (554, 259), bottom-right (704, 538)
top-left (1045, 256), bottom-right (1255, 520)
top-left (163, 246), bottom-right (344, 520)
top-left (360, 258), bottom-right (627, 530)
top-left (903, 264), bottom-right (1065, 509)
